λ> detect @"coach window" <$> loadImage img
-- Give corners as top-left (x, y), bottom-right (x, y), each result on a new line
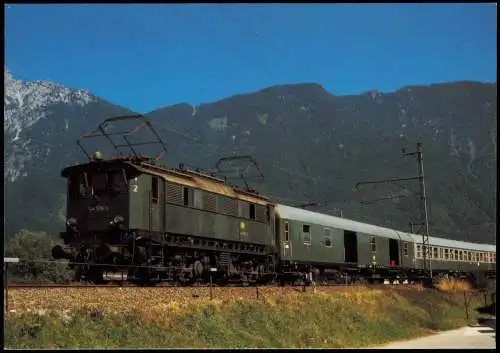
top-left (444, 248), bottom-right (449, 260)
top-left (284, 222), bottom-right (290, 242)
top-left (493, 254), bottom-right (496, 263)
top-left (433, 247), bottom-right (438, 259)
top-left (403, 242), bottom-right (409, 256)
top-left (454, 250), bottom-right (458, 261)
top-left (467, 252), bottom-right (472, 262)
top-left (439, 248), bottom-right (444, 259)
top-left (324, 228), bottom-right (332, 248)
top-left (249, 204), bottom-right (256, 221)
top-left (151, 176), bottom-right (159, 204)
top-left (472, 252), bottom-right (477, 262)
top-left (479, 253), bottom-right (484, 262)
top-left (302, 224), bottom-right (311, 245)
top-left (417, 245), bottom-right (422, 258)
top-left (458, 251), bottom-right (463, 261)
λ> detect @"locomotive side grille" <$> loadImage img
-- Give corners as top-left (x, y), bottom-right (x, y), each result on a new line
top-left (255, 205), bottom-right (267, 223)
top-left (238, 201), bottom-right (249, 218)
top-left (166, 182), bottom-right (184, 204)
top-left (217, 195), bottom-right (238, 216)
top-left (203, 192), bottom-right (216, 212)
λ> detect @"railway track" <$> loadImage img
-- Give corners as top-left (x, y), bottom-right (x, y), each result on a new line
top-left (6, 282), bottom-right (425, 290)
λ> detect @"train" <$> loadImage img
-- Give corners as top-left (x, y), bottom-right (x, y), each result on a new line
top-left (51, 115), bottom-right (496, 286)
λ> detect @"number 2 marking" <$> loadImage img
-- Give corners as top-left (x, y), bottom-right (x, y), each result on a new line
top-left (130, 185), bottom-right (138, 192)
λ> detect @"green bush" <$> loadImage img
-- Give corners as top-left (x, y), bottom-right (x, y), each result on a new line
top-left (5, 229), bottom-right (74, 284)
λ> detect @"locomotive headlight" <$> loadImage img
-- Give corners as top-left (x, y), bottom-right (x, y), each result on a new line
top-left (66, 217), bottom-right (77, 226)
top-left (112, 215), bottom-right (124, 225)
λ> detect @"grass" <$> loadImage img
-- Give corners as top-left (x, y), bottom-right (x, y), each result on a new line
top-left (435, 278), bottom-right (472, 293)
top-left (4, 287), bottom-right (486, 349)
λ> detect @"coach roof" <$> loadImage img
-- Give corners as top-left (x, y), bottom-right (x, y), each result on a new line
top-left (275, 204), bottom-right (496, 252)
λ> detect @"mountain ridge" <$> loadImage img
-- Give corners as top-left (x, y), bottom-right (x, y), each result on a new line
top-left (4, 69), bottom-right (497, 244)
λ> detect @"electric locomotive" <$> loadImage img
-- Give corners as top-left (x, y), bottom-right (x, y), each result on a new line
top-left (52, 115), bottom-right (278, 284)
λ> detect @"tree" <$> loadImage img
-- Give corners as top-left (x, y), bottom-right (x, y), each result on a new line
top-left (5, 229), bottom-right (74, 283)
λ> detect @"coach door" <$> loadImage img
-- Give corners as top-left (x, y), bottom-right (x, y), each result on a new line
top-left (281, 221), bottom-right (292, 260)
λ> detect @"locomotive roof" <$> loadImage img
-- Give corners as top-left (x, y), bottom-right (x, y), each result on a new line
top-left (60, 158), bottom-right (139, 177)
top-left (61, 158), bottom-right (269, 206)
top-left (135, 161), bottom-right (270, 206)
top-left (275, 204), bottom-right (496, 252)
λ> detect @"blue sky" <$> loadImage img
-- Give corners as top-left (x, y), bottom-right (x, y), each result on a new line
top-left (5, 3), bottom-right (497, 113)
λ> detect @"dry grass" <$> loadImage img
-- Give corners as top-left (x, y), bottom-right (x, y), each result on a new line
top-left (4, 285), bottom-right (424, 315)
top-left (435, 278), bottom-right (472, 292)
top-left (4, 287), bottom-right (484, 349)
top-left (4, 286), bottom-right (352, 314)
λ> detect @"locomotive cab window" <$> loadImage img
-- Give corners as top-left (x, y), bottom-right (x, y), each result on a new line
top-left (324, 228), bottom-right (332, 247)
top-left (91, 172), bottom-right (107, 196)
top-left (108, 170), bottom-right (127, 192)
top-left (370, 236), bottom-right (376, 253)
top-left (69, 174), bottom-right (89, 198)
top-left (151, 176), bottom-right (159, 204)
top-left (302, 224), bottom-right (311, 244)
top-left (284, 222), bottom-right (290, 242)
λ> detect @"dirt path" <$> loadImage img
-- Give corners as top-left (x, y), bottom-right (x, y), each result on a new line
top-left (373, 319), bottom-right (495, 349)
